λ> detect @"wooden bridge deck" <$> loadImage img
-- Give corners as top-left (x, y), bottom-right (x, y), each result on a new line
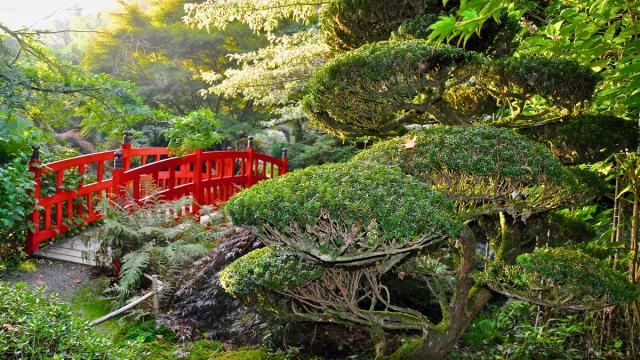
top-left (33, 229), bottom-right (100, 266)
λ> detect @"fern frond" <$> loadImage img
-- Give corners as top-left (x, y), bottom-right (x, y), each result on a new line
top-left (117, 249), bottom-right (150, 304)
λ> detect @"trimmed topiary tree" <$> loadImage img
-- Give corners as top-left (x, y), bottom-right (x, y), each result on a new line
top-left (226, 162), bottom-right (460, 267)
top-left (302, 39), bottom-right (600, 139)
top-left (517, 115), bottom-right (639, 164)
top-left (352, 125), bottom-right (583, 216)
top-left (221, 126), bottom-right (636, 359)
top-left (320, 0), bottom-right (443, 52)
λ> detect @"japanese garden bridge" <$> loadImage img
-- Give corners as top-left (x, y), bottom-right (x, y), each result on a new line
top-left (25, 133), bottom-right (287, 264)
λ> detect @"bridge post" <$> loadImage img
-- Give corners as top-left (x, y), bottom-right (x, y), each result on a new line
top-left (121, 130), bottom-right (133, 171)
top-left (192, 148), bottom-right (203, 214)
top-left (26, 145), bottom-right (42, 254)
top-left (280, 148), bottom-right (288, 175)
top-left (246, 136), bottom-right (254, 188)
top-left (111, 150), bottom-right (125, 202)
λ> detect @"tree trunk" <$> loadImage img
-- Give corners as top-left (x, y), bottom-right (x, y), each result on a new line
top-left (393, 226), bottom-right (493, 359)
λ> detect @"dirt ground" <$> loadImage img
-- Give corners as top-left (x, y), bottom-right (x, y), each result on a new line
top-left (1, 258), bottom-right (102, 302)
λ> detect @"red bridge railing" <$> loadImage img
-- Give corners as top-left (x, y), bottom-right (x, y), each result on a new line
top-left (26, 135), bottom-right (287, 254)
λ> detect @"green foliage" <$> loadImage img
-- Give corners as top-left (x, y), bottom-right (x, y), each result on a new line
top-left (116, 321), bottom-right (177, 344)
top-left (84, 1), bottom-right (266, 118)
top-left (0, 155), bottom-right (33, 271)
top-left (0, 33), bottom-right (152, 141)
top-left (92, 197), bottom-right (213, 304)
top-left (454, 300), bottom-right (610, 359)
top-left (353, 125), bottom-right (580, 214)
top-left (272, 132), bottom-right (358, 170)
top-left (302, 40), bottom-right (482, 138)
top-left (518, 115), bottom-right (638, 164)
top-left (220, 247), bottom-right (322, 300)
top-left (210, 347), bottom-right (274, 360)
top-left (320, 0), bottom-right (440, 51)
top-left (0, 282), bottom-right (141, 359)
top-left (394, 11), bottom-right (520, 57)
top-left (225, 162), bottom-right (460, 260)
top-left (425, 0), bottom-right (640, 118)
top-left (489, 55), bottom-right (600, 111)
top-left (483, 248), bottom-right (640, 307)
top-left (164, 109), bottom-right (224, 155)
top-left (0, 118), bottom-right (41, 163)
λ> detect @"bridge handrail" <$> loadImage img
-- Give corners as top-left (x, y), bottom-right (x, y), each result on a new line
top-left (26, 135), bottom-right (288, 254)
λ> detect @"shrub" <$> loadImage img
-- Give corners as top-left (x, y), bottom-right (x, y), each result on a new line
top-left (518, 115), bottom-right (638, 164)
top-left (0, 282), bottom-right (140, 359)
top-left (488, 56), bottom-right (600, 110)
top-left (0, 155), bottom-right (34, 271)
top-left (320, 0), bottom-right (441, 51)
top-left (220, 247), bottom-right (322, 300)
top-left (480, 248), bottom-right (640, 308)
top-left (91, 196), bottom-right (213, 304)
top-left (225, 162), bottom-right (460, 265)
top-left (301, 40), bottom-right (483, 138)
top-left (353, 125), bottom-right (581, 215)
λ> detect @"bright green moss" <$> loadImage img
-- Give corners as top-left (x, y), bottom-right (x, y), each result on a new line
top-left (225, 162), bottom-right (461, 255)
top-left (353, 125), bottom-right (580, 212)
top-left (220, 248), bottom-right (323, 299)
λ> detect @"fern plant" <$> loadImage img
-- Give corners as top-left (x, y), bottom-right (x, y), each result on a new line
top-left (88, 194), bottom-right (218, 304)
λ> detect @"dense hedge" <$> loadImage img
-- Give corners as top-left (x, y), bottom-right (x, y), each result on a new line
top-left (302, 41), bottom-right (482, 138)
top-left (0, 282), bottom-right (140, 359)
top-left (481, 248), bottom-right (640, 307)
top-left (225, 162), bottom-right (460, 260)
top-left (518, 115), bottom-right (638, 164)
top-left (320, 0), bottom-right (441, 51)
top-left (353, 126), bottom-right (581, 213)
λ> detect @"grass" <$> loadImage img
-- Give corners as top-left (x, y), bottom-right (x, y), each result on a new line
top-left (69, 276), bottom-right (125, 333)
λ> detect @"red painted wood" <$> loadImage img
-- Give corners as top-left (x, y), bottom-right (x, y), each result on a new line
top-left (26, 145), bottom-right (287, 254)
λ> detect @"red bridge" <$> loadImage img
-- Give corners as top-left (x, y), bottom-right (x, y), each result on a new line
top-left (26, 134), bottom-right (287, 254)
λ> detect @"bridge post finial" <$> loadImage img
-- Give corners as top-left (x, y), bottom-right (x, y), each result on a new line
top-left (281, 148), bottom-right (288, 159)
top-left (31, 144), bottom-right (40, 161)
top-left (123, 130), bottom-right (133, 145)
top-left (114, 150), bottom-right (123, 169)
top-left (247, 136), bottom-right (254, 149)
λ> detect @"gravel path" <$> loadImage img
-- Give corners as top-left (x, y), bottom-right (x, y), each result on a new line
top-left (2, 258), bottom-right (101, 302)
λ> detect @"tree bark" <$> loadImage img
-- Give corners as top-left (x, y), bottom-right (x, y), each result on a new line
top-left (393, 226), bottom-right (493, 359)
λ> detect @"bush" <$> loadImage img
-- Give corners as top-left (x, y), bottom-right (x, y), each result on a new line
top-left (220, 247), bottom-right (322, 301)
top-left (0, 282), bottom-right (140, 359)
top-left (320, 0), bottom-right (440, 51)
top-left (353, 125), bottom-right (581, 215)
top-left (301, 40), bottom-right (483, 138)
top-left (481, 248), bottom-right (640, 308)
top-left (0, 155), bottom-right (34, 271)
top-left (488, 56), bottom-right (600, 110)
top-left (225, 162), bottom-right (460, 264)
top-left (518, 115), bottom-right (639, 164)
top-left (92, 197), bottom-right (213, 304)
